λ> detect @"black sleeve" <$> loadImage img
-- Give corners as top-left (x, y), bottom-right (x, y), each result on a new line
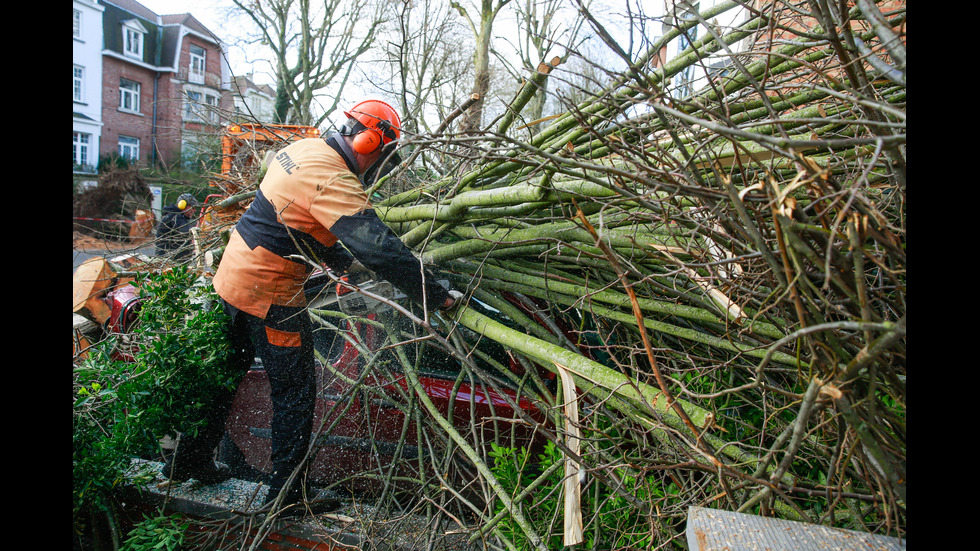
top-left (330, 209), bottom-right (450, 311)
top-left (318, 241), bottom-right (355, 273)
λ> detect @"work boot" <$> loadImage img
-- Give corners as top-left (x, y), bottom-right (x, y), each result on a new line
top-left (161, 456), bottom-right (233, 485)
top-left (162, 424), bottom-right (234, 485)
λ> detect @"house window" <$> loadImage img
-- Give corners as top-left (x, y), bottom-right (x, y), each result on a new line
top-left (185, 90), bottom-right (202, 121)
top-left (73, 132), bottom-right (91, 167)
top-left (206, 94), bottom-right (220, 123)
top-left (189, 45), bottom-right (206, 84)
top-left (185, 89), bottom-right (221, 124)
top-left (120, 79), bottom-right (141, 113)
top-left (674, 31), bottom-right (696, 97)
top-left (673, 5), bottom-right (699, 98)
top-left (74, 65), bottom-right (84, 102)
top-left (124, 24), bottom-right (144, 59)
top-left (73, 9), bottom-right (81, 38)
top-left (119, 136), bottom-right (140, 161)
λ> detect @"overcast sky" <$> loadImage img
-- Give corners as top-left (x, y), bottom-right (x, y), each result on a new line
top-left (138, 0), bottom-right (225, 30)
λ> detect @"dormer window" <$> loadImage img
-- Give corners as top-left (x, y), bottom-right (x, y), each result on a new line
top-left (122, 20), bottom-right (147, 60)
top-left (189, 44), bottom-right (206, 84)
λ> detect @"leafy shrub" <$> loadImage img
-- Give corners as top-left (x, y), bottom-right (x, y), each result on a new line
top-left (489, 440), bottom-right (675, 549)
top-left (73, 267), bottom-right (236, 548)
top-left (121, 514), bottom-right (188, 551)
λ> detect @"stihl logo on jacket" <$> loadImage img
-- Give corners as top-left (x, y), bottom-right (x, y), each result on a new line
top-left (276, 151), bottom-right (299, 175)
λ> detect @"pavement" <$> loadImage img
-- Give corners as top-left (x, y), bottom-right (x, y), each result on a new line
top-left (73, 240), bottom-right (154, 272)
top-left (123, 458), bottom-right (481, 551)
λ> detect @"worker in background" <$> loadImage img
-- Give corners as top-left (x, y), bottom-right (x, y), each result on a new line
top-left (162, 99), bottom-right (462, 515)
top-left (155, 193), bottom-right (199, 260)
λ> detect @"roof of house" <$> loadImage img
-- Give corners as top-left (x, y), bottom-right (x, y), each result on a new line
top-left (103, 0), bottom-right (156, 21)
top-left (232, 75), bottom-right (276, 98)
top-left (161, 12), bottom-right (215, 39)
top-left (100, 0), bottom-right (222, 69)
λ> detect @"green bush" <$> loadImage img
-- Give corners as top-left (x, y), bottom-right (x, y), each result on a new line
top-left (489, 440), bottom-right (675, 549)
top-left (73, 267), bottom-right (236, 548)
top-left (122, 514), bottom-right (188, 551)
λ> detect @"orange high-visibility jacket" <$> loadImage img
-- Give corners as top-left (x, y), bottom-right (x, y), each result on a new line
top-left (214, 134), bottom-right (448, 319)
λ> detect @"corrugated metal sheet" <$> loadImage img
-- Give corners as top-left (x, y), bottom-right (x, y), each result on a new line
top-left (687, 506), bottom-right (906, 551)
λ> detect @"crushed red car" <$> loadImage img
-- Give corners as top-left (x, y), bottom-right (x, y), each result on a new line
top-left (94, 266), bottom-right (553, 495)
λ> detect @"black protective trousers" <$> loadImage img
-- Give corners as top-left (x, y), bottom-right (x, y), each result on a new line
top-left (226, 300), bottom-right (316, 503)
top-left (174, 300), bottom-right (316, 504)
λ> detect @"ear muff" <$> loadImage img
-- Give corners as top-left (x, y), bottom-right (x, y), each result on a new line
top-left (177, 199), bottom-right (188, 210)
top-left (351, 128), bottom-right (382, 154)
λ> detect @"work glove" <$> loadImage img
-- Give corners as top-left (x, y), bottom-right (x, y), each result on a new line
top-left (345, 259), bottom-right (373, 285)
top-left (443, 289), bottom-right (465, 310)
top-left (346, 259), bottom-right (372, 274)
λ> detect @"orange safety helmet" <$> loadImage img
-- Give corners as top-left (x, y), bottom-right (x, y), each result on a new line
top-left (343, 99), bottom-right (402, 154)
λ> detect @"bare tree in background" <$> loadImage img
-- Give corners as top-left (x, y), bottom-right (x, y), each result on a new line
top-left (372, 0), bottom-right (473, 136)
top-left (497, 0), bottom-right (589, 132)
top-left (450, 0), bottom-right (513, 134)
top-left (230, 0), bottom-right (384, 127)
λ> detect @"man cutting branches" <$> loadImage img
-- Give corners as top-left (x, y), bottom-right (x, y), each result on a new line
top-left (163, 99), bottom-right (461, 514)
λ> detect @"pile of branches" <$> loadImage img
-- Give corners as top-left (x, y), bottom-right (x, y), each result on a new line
top-left (73, 164), bottom-right (152, 240)
top-left (351, 0), bottom-right (905, 548)
top-left (186, 1), bottom-right (904, 548)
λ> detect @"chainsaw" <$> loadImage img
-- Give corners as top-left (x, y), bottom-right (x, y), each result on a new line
top-left (305, 264), bottom-right (455, 318)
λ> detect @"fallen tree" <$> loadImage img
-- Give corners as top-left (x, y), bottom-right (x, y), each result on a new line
top-left (126, 1), bottom-right (905, 548)
top-left (353, 0), bottom-right (906, 547)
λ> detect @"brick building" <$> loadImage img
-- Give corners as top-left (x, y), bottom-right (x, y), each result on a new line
top-left (95, 0), bottom-right (232, 169)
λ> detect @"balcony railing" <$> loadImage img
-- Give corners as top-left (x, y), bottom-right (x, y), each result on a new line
top-left (178, 67), bottom-right (214, 86)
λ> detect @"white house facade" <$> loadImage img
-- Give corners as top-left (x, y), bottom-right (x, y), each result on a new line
top-left (74, 0), bottom-right (105, 173)
top-left (232, 74), bottom-right (277, 123)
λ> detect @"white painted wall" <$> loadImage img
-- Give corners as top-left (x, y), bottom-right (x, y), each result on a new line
top-left (73, 0), bottom-right (105, 171)
top-left (234, 88), bottom-right (276, 123)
